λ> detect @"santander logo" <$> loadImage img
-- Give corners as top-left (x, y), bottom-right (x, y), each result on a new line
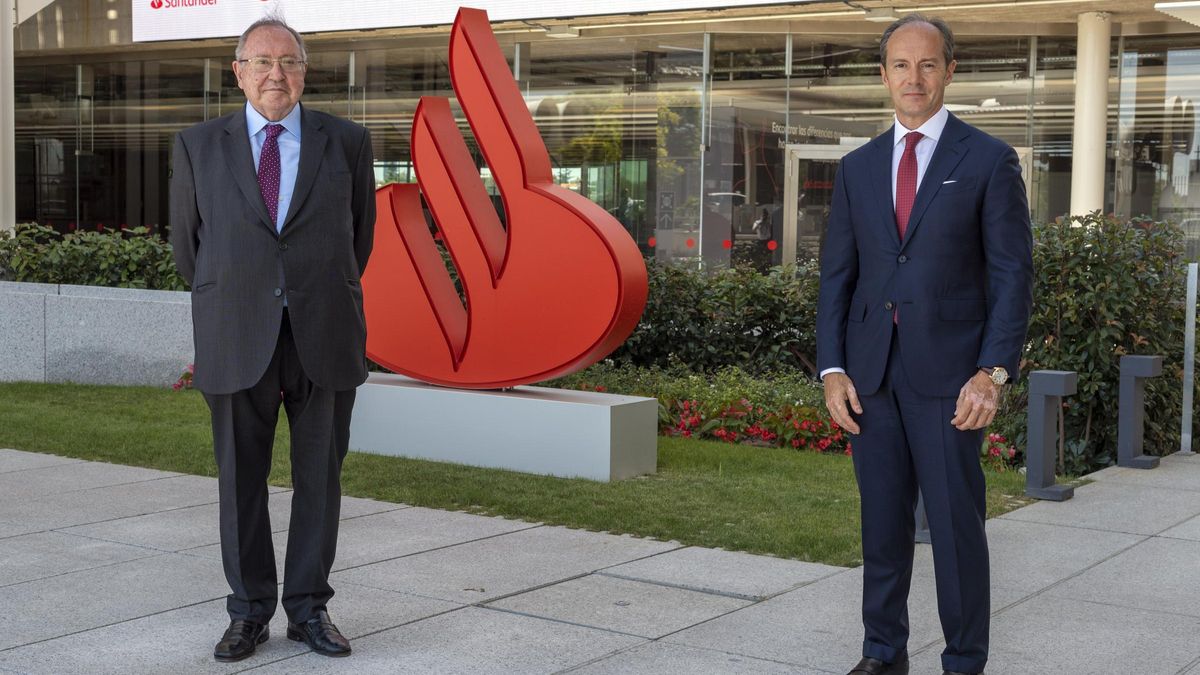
top-left (362, 8), bottom-right (648, 389)
top-left (151, 0), bottom-right (217, 8)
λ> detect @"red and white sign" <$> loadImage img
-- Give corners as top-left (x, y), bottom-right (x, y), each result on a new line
top-left (133, 0), bottom-right (810, 42)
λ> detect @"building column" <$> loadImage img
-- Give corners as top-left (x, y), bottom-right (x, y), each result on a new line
top-left (1, 0), bottom-right (16, 232)
top-left (1069, 11), bottom-right (1111, 216)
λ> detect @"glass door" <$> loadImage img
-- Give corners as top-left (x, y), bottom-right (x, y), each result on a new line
top-left (781, 141), bottom-right (865, 266)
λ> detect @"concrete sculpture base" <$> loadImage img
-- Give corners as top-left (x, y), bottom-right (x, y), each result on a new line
top-left (349, 373), bottom-right (658, 482)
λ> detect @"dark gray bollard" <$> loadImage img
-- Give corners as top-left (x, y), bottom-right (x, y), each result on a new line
top-left (914, 491), bottom-right (930, 544)
top-left (1027, 370), bottom-right (1077, 501)
top-left (1118, 355), bottom-right (1163, 469)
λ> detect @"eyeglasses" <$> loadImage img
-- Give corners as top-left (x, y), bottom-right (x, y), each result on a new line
top-left (237, 57), bottom-right (306, 74)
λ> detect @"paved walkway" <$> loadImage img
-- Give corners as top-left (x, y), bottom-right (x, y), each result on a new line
top-left (0, 448), bottom-right (1198, 674)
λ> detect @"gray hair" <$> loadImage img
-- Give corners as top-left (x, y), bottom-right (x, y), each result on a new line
top-left (879, 14), bottom-right (955, 66)
top-left (235, 15), bottom-right (308, 62)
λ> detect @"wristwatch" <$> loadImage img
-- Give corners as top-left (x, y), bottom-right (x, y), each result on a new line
top-left (980, 366), bottom-right (1009, 386)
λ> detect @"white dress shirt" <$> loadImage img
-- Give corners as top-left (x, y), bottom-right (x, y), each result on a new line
top-left (820, 106), bottom-right (949, 382)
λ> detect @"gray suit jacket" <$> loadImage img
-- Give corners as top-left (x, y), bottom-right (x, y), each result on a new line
top-left (169, 105), bottom-right (376, 395)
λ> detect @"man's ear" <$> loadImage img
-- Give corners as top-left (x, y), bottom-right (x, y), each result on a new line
top-left (880, 63), bottom-right (888, 86)
top-left (945, 59), bottom-right (957, 84)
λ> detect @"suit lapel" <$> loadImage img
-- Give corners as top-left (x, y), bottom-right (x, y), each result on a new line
top-left (280, 106), bottom-right (328, 234)
top-left (868, 128), bottom-right (900, 249)
top-left (900, 113), bottom-right (971, 251)
top-left (221, 112), bottom-right (276, 235)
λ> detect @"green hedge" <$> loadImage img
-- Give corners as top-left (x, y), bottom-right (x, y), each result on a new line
top-left (0, 224), bottom-right (185, 291)
top-left (610, 260), bottom-right (820, 376)
top-left (992, 212), bottom-right (1195, 472)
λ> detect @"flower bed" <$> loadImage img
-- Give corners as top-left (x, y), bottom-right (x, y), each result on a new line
top-left (549, 363), bottom-right (851, 455)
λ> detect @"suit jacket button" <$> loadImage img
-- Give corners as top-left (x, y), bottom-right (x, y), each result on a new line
top-left (884, 301), bottom-right (895, 311)
top-left (278, 242), bottom-right (288, 251)
top-left (898, 254), bottom-right (908, 263)
top-left (273, 288), bottom-right (283, 297)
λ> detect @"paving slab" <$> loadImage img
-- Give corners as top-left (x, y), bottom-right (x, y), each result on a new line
top-left (0, 448), bottom-right (82, 473)
top-left (910, 519), bottom-right (1145, 592)
top-left (183, 503), bottom-right (525, 570)
top-left (330, 506), bottom-right (539, 571)
top-left (1086, 460), bottom-right (1200, 492)
top-left (0, 531), bottom-right (159, 587)
top-left (1048, 536), bottom-right (1200, 618)
top-left (487, 573), bottom-right (751, 638)
top-left (0, 461), bottom-right (180, 502)
top-left (0, 520), bottom-right (32, 539)
top-left (599, 546), bottom-right (842, 600)
top-left (666, 567), bottom-right (1028, 673)
top-left (0, 552), bottom-right (226, 650)
top-left (908, 594), bottom-right (1200, 675)
top-left (69, 490), bottom-right (404, 554)
top-left (997, 480), bottom-right (1200, 535)
top-left (318, 581), bottom-right (464, 640)
top-left (567, 641), bottom-right (832, 674)
top-left (0, 474), bottom-right (221, 532)
top-left (1160, 513), bottom-right (1200, 542)
top-left (0, 599), bottom-right (307, 675)
top-left (246, 606), bottom-right (645, 674)
top-left (333, 525), bottom-right (679, 604)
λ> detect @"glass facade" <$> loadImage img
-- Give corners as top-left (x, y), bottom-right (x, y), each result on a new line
top-left (12, 2), bottom-right (1200, 265)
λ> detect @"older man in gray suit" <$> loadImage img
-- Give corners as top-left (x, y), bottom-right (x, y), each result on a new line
top-left (169, 15), bottom-right (375, 663)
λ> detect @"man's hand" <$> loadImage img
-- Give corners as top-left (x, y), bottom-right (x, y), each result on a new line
top-left (951, 371), bottom-right (1001, 431)
top-left (823, 372), bottom-right (863, 435)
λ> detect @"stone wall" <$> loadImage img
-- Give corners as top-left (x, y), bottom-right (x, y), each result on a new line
top-left (0, 281), bottom-right (193, 386)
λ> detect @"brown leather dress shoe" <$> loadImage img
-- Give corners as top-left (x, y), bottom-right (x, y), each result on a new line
top-left (287, 609), bottom-right (351, 657)
top-left (847, 655), bottom-right (910, 675)
top-left (213, 619), bottom-right (269, 662)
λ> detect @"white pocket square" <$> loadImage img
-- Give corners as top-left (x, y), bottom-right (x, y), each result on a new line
top-left (943, 179), bottom-right (957, 184)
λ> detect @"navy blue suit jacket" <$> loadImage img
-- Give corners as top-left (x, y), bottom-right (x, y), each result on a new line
top-left (816, 113), bottom-right (1033, 398)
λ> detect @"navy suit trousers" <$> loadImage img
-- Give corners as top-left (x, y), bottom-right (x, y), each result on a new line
top-left (853, 334), bottom-right (989, 674)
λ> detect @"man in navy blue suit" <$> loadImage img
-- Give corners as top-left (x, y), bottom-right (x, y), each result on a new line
top-left (816, 15), bottom-right (1033, 675)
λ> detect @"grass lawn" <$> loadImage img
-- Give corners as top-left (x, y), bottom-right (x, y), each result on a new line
top-left (0, 382), bottom-right (1031, 567)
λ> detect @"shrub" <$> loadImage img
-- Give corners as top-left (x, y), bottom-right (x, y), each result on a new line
top-left (610, 260), bottom-right (820, 376)
top-left (991, 213), bottom-right (1194, 472)
top-left (0, 223), bottom-right (185, 290)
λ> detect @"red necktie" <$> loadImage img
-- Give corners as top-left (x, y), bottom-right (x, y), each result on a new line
top-left (895, 131), bottom-right (923, 240)
top-left (258, 123), bottom-right (284, 228)
top-left (893, 131), bottom-right (922, 324)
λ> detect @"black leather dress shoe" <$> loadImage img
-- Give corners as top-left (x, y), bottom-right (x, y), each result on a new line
top-left (943, 671), bottom-right (983, 675)
top-left (287, 610), bottom-right (351, 657)
top-left (847, 655), bottom-right (910, 675)
top-left (213, 619), bottom-right (269, 662)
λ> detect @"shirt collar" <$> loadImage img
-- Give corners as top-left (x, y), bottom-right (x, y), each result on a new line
top-left (245, 101), bottom-right (302, 140)
top-left (893, 105), bottom-right (949, 147)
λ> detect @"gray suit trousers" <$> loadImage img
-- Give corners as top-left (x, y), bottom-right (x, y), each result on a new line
top-left (204, 309), bottom-right (356, 624)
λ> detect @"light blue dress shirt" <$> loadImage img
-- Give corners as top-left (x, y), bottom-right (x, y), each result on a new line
top-left (245, 102), bottom-right (301, 233)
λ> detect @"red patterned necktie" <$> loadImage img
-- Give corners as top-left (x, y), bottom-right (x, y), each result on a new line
top-left (258, 123), bottom-right (285, 228)
top-left (895, 130), bottom-right (923, 240)
top-left (893, 130), bottom-right (922, 324)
